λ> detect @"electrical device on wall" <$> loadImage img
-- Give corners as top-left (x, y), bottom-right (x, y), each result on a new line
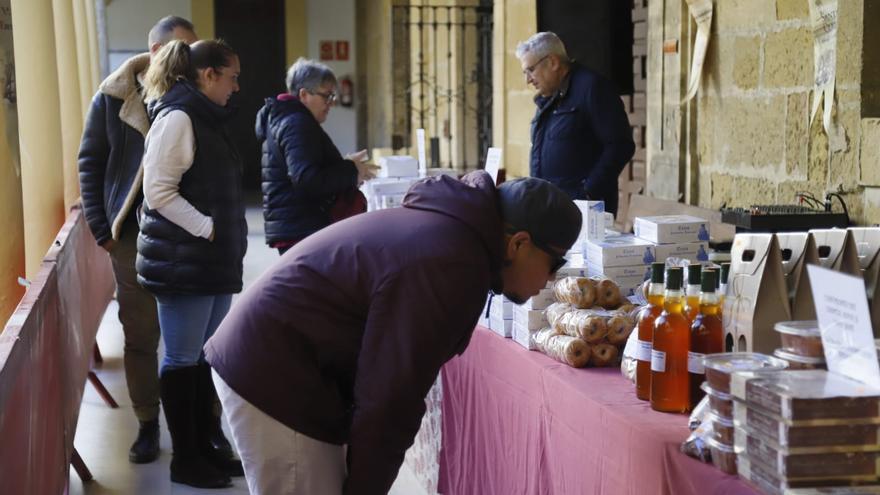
top-left (338, 76), bottom-right (353, 108)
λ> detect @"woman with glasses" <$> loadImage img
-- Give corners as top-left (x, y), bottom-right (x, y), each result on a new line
top-left (137, 39), bottom-right (246, 488)
top-left (256, 57), bottom-right (375, 255)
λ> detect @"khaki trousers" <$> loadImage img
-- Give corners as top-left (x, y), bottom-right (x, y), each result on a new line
top-left (108, 217), bottom-right (161, 422)
top-left (212, 370), bottom-right (347, 495)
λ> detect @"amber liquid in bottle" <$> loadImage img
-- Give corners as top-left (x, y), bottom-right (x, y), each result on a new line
top-left (688, 271), bottom-right (723, 409)
top-left (651, 268), bottom-right (690, 413)
top-left (636, 263), bottom-right (665, 401)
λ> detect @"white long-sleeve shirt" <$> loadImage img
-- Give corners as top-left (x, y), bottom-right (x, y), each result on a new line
top-left (142, 110), bottom-right (213, 239)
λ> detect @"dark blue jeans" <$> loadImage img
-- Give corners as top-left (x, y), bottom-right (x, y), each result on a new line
top-left (155, 294), bottom-right (232, 372)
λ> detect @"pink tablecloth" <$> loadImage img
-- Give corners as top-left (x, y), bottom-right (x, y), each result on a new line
top-left (437, 327), bottom-right (758, 495)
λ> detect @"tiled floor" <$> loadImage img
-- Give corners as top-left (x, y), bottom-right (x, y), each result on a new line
top-left (69, 205), bottom-right (428, 494)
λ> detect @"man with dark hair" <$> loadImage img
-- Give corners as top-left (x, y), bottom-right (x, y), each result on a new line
top-left (205, 172), bottom-right (582, 494)
top-left (77, 17), bottom-right (202, 464)
top-left (517, 31), bottom-right (635, 216)
top-left (147, 15), bottom-right (196, 53)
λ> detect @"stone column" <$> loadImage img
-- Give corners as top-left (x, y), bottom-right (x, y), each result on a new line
top-left (0, 0), bottom-right (25, 322)
top-left (72, 0), bottom-right (94, 114)
top-left (10, 0), bottom-right (66, 277)
top-left (52, 0), bottom-right (84, 211)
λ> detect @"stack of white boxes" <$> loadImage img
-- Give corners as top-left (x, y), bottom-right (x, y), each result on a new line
top-left (585, 234), bottom-right (655, 297)
top-left (488, 295), bottom-right (513, 337)
top-left (511, 285), bottom-right (556, 349)
top-left (571, 200), bottom-right (607, 253)
top-left (632, 215), bottom-right (711, 264)
top-left (361, 156), bottom-right (420, 211)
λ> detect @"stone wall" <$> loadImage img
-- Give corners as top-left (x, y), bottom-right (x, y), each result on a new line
top-left (649, 0), bottom-right (880, 225)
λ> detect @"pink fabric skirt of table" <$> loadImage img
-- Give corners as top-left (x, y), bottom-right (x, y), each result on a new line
top-left (437, 327), bottom-right (757, 495)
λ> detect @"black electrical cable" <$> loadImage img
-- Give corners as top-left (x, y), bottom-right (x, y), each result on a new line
top-left (825, 192), bottom-right (850, 225)
top-left (795, 191), bottom-right (823, 210)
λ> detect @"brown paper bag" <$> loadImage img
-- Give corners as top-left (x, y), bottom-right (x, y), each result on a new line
top-left (809, 228), bottom-right (862, 276)
top-left (723, 234), bottom-right (791, 353)
top-left (776, 232), bottom-right (819, 321)
top-left (849, 227), bottom-right (880, 336)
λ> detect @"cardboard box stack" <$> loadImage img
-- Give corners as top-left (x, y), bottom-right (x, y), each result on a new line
top-left (361, 155), bottom-right (421, 211)
top-left (633, 215), bottom-right (712, 264)
top-left (511, 285), bottom-right (555, 349)
top-left (571, 200), bottom-right (606, 252)
top-left (731, 370), bottom-right (880, 493)
top-left (585, 215), bottom-right (712, 298)
top-left (488, 295), bottom-right (513, 338)
top-left (584, 234), bottom-right (654, 297)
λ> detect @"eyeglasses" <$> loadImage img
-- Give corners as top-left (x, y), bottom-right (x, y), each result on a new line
top-left (522, 55), bottom-right (550, 76)
top-left (532, 238), bottom-right (568, 275)
top-left (309, 90), bottom-right (337, 104)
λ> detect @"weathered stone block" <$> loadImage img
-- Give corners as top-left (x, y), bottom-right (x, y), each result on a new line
top-left (735, 176), bottom-right (779, 206)
top-left (716, 0), bottom-right (776, 31)
top-left (777, 180), bottom-right (825, 206)
top-left (786, 92), bottom-right (810, 176)
top-left (733, 36), bottom-right (761, 90)
top-left (764, 28), bottom-right (813, 88)
top-left (703, 34), bottom-right (734, 95)
top-left (710, 173), bottom-right (737, 208)
top-left (698, 172), bottom-right (713, 209)
top-left (718, 96), bottom-right (786, 168)
top-left (836, 1), bottom-right (863, 87)
top-left (808, 116), bottom-right (830, 183)
top-left (861, 119), bottom-right (880, 185)
top-left (776, 0), bottom-right (809, 20)
top-left (864, 187), bottom-right (880, 225)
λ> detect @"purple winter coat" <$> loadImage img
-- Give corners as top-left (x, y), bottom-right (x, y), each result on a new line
top-left (204, 171), bottom-right (503, 494)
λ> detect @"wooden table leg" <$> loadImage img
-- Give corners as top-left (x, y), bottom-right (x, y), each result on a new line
top-left (87, 371), bottom-right (119, 408)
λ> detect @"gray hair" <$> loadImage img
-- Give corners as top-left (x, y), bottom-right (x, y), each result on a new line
top-left (148, 15), bottom-right (194, 47)
top-left (286, 58), bottom-right (337, 94)
top-left (515, 32), bottom-right (570, 63)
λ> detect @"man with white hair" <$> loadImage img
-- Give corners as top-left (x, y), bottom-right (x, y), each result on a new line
top-left (516, 31), bottom-right (634, 215)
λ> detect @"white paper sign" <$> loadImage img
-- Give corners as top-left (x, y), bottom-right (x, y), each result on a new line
top-left (416, 128), bottom-right (427, 176)
top-left (807, 264), bottom-right (880, 388)
top-left (484, 147), bottom-right (502, 184)
top-left (682, 0), bottom-right (713, 103)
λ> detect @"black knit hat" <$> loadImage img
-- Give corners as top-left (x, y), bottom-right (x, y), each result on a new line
top-left (497, 177), bottom-right (582, 253)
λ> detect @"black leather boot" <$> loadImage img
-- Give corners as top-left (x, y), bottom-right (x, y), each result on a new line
top-left (161, 366), bottom-right (231, 489)
top-left (129, 418), bottom-right (160, 463)
top-left (196, 363), bottom-right (244, 477)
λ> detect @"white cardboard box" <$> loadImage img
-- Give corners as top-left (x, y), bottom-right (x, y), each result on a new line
top-left (652, 242), bottom-right (711, 263)
top-left (488, 315), bottom-right (512, 338)
top-left (574, 200), bottom-right (605, 243)
top-left (512, 307), bottom-right (548, 331)
top-left (512, 321), bottom-right (538, 350)
top-left (586, 263), bottom-right (650, 296)
top-left (585, 234), bottom-right (656, 268)
top-left (520, 288), bottom-right (556, 311)
top-left (634, 215), bottom-right (710, 244)
top-left (489, 296), bottom-right (512, 319)
top-left (378, 155), bottom-right (419, 178)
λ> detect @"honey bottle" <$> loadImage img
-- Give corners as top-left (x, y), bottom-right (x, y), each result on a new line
top-left (651, 267), bottom-right (690, 413)
top-left (688, 270), bottom-right (723, 409)
top-left (683, 264), bottom-right (702, 324)
top-left (636, 262), bottom-right (665, 401)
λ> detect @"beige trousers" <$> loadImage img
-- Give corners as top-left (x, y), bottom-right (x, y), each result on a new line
top-left (212, 370), bottom-right (347, 495)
